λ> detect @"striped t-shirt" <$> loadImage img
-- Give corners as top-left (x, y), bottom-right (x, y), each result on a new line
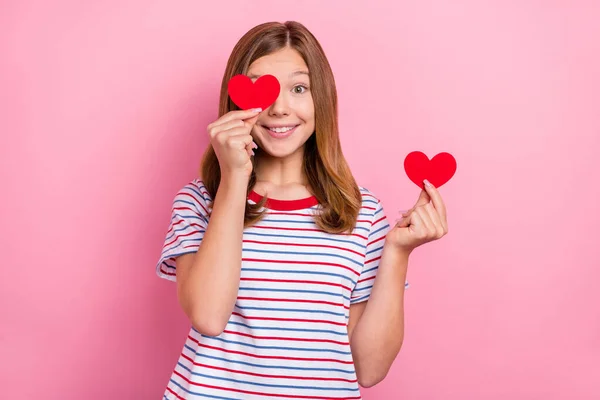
top-left (156, 178), bottom-right (405, 400)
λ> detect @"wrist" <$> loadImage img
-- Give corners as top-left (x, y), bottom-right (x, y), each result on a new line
top-left (216, 172), bottom-right (250, 208)
top-left (384, 234), bottom-right (413, 260)
top-left (379, 242), bottom-right (410, 280)
top-left (220, 171), bottom-right (250, 188)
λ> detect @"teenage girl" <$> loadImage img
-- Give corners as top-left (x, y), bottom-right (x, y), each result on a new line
top-left (157, 20), bottom-right (448, 400)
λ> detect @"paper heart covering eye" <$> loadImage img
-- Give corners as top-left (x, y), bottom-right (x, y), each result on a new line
top-left (227, 74), bottom-right (280, 110)
top-left (404, 151), bottom-right (457, 189)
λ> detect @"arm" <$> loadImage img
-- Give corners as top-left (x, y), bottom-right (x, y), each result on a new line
top-left (348, 245), bottom-right (409, 388)
top-left (349, 180), bottom-right (449, 387)
top-left (176, 173), bottom-right (249, 336)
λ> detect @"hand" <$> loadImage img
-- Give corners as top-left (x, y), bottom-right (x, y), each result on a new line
top-left (207, 108), bottom-right (262, 178)
top-left (386, 179), bottom-right (448, 255)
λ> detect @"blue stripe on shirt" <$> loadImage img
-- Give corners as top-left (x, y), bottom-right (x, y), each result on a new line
top-left (177, 362), bottom-right (360, 392)
top-left (182, 346), bottom-right (357, 374)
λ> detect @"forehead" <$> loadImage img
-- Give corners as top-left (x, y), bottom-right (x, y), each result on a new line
top-left (247, 47), bottom-right (309, 79)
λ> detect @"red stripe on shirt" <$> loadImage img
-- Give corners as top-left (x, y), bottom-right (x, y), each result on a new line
top-left (253, 225), bottom-right (368, 240)
top-left (189, 337), bottom-right (354, 364)
top-left (236, 296), bottom-right (349, 310)
top-left (222, 329), bottom-right (350, 346)
top-left (231, 311), bottom-right (347, 327)
top-left (244, 239), bottom-right (364, 257)
top-left (180, 353), bottom-right (357, 383)
top-left (172, 370), bottom-right (361, 399)
top-left (242, 258), bottom-right (360, 277)
top-left (240, 277), bottom-right (352, 292)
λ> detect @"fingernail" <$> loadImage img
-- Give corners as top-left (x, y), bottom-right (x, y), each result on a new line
top-left (252, 108), bottom-right (262, 113)
top-left (251, 149), bottom-right (255, 156)
top-left (252, 142), bottom-right (258, 149)
top-left (424, 179), bottom-right (433, 188)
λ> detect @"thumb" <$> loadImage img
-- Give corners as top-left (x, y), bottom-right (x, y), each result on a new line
top-left (244, 114), bottom-right (260, 128)
top-left (401, 189), bottom-right (430, 217)
top-left (415, 189), bottom-right (430, 207)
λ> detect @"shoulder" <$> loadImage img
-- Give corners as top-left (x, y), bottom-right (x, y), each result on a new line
top-left (357, 185), bottom-right (384, 213)
top-left (357, 186), bottom-right (390, 234)
top-left (171, 179), bottom-right (214, 219)
top-left (174, 178), bottom-right (213, 203)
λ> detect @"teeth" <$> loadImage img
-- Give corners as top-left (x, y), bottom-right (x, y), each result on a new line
top-left (268, 126), bottom-right (295, 133)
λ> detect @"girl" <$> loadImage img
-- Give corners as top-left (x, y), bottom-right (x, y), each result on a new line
top-left (157, 21), bottom-right (448, 400)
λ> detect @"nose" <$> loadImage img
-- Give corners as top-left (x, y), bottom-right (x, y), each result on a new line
top-left (268, 88), bottom-right (290, 117)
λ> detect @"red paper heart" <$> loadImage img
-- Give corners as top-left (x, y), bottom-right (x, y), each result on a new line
top-left (404, 151), bottom-right (457, 189)
top-left (227, 74), bottom-right (280, 110)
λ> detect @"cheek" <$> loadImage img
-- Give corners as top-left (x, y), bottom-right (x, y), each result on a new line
top-left (251, 126), bottom-right (263, 141)
top-left (298, 99), bottom-right (315, 126)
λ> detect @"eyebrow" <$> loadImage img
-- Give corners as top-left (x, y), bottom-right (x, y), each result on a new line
top-left (248, 70), bottom-right (309, 79)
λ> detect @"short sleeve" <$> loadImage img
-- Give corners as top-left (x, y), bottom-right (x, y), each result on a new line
top-left (350, 198), bottom-right (409, 304)
top-left (155, 179), bottom-right (212, 282)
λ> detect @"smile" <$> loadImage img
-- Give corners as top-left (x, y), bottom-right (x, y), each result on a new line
top-left (262, 124), bottom-right (300, 139)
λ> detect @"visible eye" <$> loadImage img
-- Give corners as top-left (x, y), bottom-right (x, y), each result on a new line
top-left (292, 84), bottom-right (309, 94)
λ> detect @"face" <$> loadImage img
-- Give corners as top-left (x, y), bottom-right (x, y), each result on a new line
top-left (246, 47), bottom-right (315, 159)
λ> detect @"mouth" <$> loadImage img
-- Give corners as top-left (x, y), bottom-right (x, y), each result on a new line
top-left (260, 124), bottom-right (300, 139)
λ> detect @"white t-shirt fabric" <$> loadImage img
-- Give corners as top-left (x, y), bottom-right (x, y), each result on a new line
top-left (156, 178), bottom-right (407, 399)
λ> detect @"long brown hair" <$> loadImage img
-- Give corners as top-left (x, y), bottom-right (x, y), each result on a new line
top-left (200, 21), bottom-right (362, 234)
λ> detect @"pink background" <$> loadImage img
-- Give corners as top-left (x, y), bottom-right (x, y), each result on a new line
top-left (2, 1), bottom-right (599, 399)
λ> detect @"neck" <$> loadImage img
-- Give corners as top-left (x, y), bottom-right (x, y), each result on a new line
top-left (254, 146), bottom-right (307, 187)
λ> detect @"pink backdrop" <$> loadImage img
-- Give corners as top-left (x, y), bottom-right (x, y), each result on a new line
top-left (2, 1), bottom-right (599, 399)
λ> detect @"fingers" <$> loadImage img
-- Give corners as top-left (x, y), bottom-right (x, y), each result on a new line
top-left (423, 180), bottom-right (447, 229)
top-left (407, 207), bottom-right (438, 241)
top-left (243, 114), bottom-right (260, 129)
top-left (208, 119), bottom-right (244, 138)
top-left (208, 110), bottom-right (261, 145)
top-left (230, 134), bottom-right (254, 149)
top-left (423, 203), bottom-right (445, 238)
top-left (214, 130), bottom-right (253, 151)
top-left (396, 206), bottom-right (419, 229)
top-left (396, 209), bottom-right (427, 235)
top-left (399, 190), bottom-right (430, 218)
top-left (407, 211), bottom-right (424, 236)
top-left (396, 213), bottom-right (410, 228)
top-left (415, 206), bottom-right (436, 236)
top-left (415, 189), bottom-right (431, 207)
top-left (245, 140), bottom-right (258, 157)
top-left (396, 203), bottom-right (447, 240)
top-left (208, 108), bottom-right (262, 131)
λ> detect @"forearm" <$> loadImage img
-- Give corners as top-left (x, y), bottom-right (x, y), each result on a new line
top-left (180, 173), bottom-right (248, 333)
top-left (350, 243), bottom-right (409, 386)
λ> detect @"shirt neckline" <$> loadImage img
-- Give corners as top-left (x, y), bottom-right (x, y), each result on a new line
top-left (248, 190), bottom-right (319, 211)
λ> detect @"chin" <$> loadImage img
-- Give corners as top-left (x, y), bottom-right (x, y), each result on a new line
top-left (258, 141), bottom-right (303, 159)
